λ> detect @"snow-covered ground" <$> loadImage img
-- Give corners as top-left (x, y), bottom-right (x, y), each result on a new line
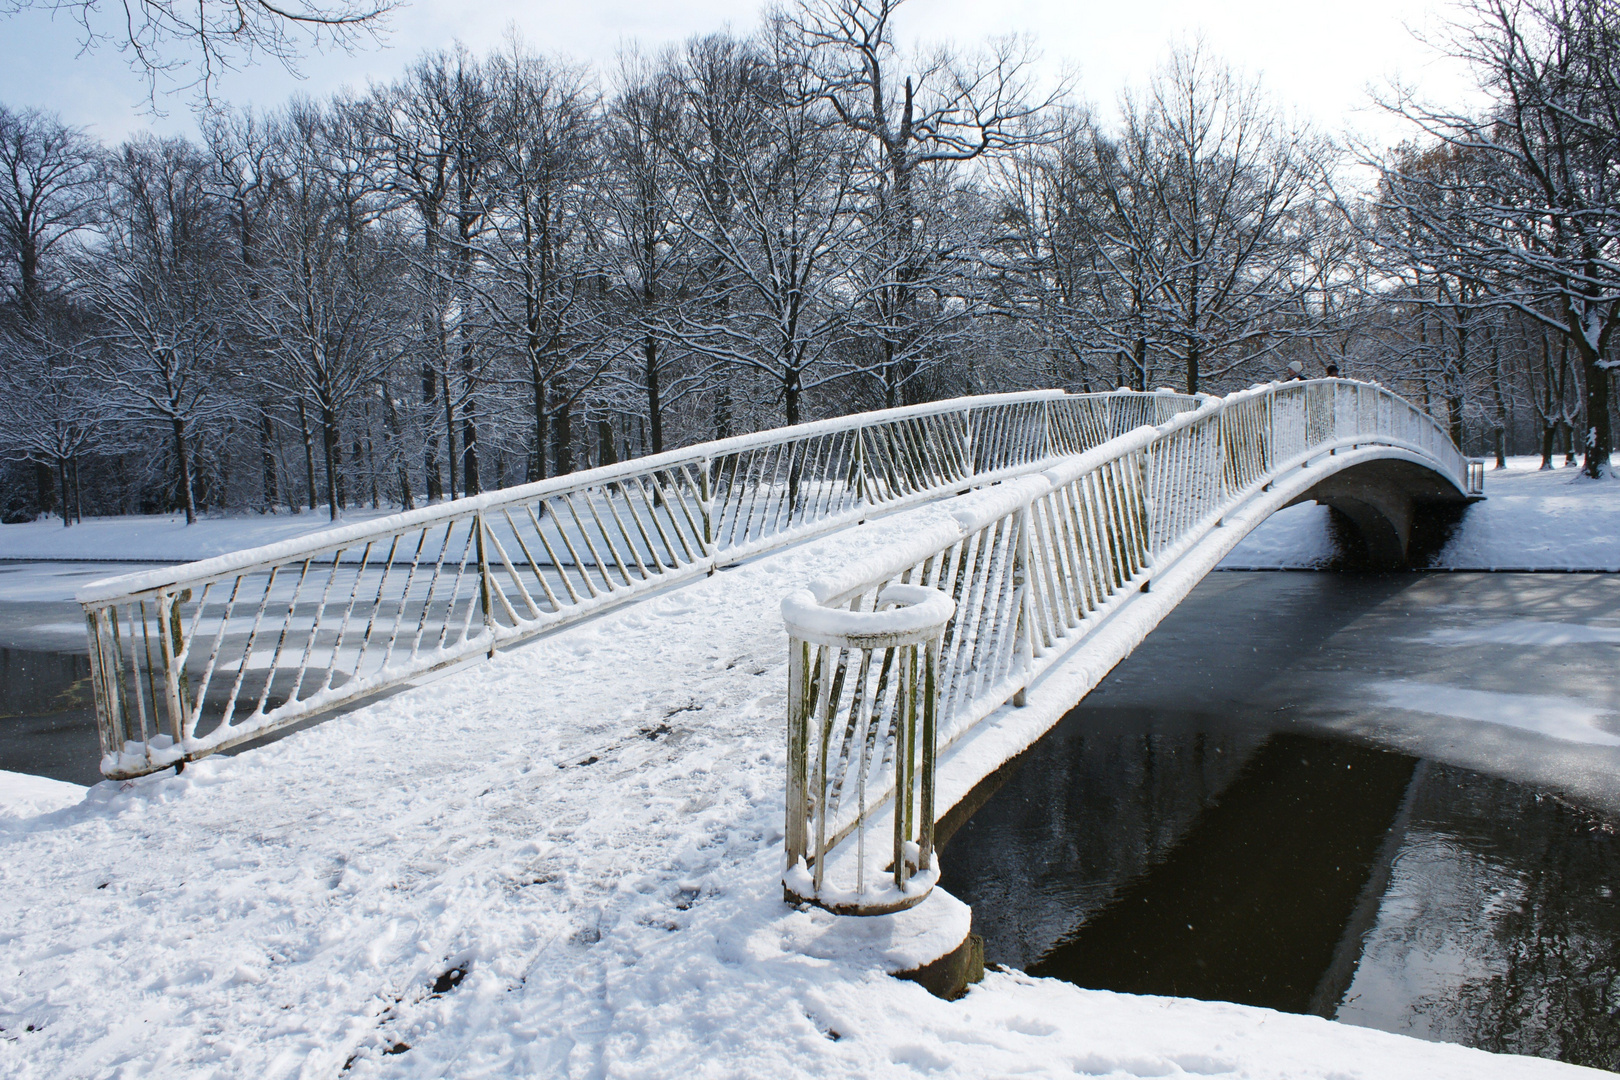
top-left (2, 499), bottom-right (1609, 1078)
top-left (1220, 455), bottom-right (1620, 571)
top-left (0, 771), bottom-right (85, 818)
top-left (0, 509), bottom-right (403, 564)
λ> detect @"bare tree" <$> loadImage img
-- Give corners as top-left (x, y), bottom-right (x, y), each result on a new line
top-left (0, 105), bottom-right (100, 319)
top-left (995, 107), bottom-right (1173, 391)
top-left (0, 309), bottom-right (107, 523)
top-left (372, 48), bottom-right (500, 498)
top-left (202, 106), bottom-right (291, 510)
top-left (1375, 0), bottom-right (1620, 476)
top-left (668, 26), bottom-right (862, 426)
top-left (81, 135), bottom-right (232, 523)
top-left (1, 0), bottom-right (396, 102)
top-left (1125, 44), bottom-right (1324, 393)
top-left (235, 101), bottom-right (405, 520)
top-left (604, 49), bottom-right (694, 456)
top-left (793, 0), bottom-right (1058, 404)
top-left (479, 41), bottom-right (611, 481)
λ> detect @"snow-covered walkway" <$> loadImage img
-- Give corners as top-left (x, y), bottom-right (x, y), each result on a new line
top-left (2, 494), bottom-right (1612, 1078)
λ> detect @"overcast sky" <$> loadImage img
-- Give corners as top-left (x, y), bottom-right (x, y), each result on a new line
top-left (0, 0), bottom-right (1479, 149)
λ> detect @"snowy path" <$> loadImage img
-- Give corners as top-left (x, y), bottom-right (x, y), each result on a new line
top-left (1, 508), bottom-right (1606, 1079)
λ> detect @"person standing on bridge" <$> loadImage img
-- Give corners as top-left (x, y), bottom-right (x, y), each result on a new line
top-left (1286, 360), bottom-right (1307, 381)
top-left (1325, 363), bottom-right (1340, 377)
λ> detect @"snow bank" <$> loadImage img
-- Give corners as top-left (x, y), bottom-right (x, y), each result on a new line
top-left (0, 770), bottom-right (85, 818)
top-left (1220, 456), bottom-right (1620, 571)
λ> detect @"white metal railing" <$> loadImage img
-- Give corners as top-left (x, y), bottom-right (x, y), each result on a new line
top-left (80, 388), bottom-right (1201, 779)
top-left (781, 379), bottom-right (1480, 913)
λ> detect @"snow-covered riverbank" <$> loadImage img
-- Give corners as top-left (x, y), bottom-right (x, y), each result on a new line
top-left (2, 493), bottom-right (1612, 1079)
top-left (0, 507), bottom-right (402, 564)
top-left (1222, 455), bottom-right (1620, 571)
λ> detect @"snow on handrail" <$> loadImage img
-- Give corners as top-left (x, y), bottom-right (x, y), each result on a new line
top-left (80, 387), bottom-right (1201, 779)
top-left (781, 378), bottom-right (1476, 913)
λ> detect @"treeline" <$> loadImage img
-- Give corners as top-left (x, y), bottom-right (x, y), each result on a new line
top-left (1, 0), bottom-right (1617, 525)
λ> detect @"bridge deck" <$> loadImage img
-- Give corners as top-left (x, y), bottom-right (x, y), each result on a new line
top-left (1, 494), bottom-right (1587, 1078)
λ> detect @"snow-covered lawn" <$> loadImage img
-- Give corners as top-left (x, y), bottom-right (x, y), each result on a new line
top-left (1, 504), bottom-right (1605, 1079)
top-left (1222, 455), bottom-right (1620, 570)
top-left (0, 509), bottom-right (403, 564)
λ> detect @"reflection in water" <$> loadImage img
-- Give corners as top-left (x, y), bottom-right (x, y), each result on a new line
top-left (944, 718), bottom-right (1620, 1069)
top-left (0, 646), bottom-right (101, 785)
top-left (1340, 765), bottom-right (1620, 1067)
top-left (1026, 732), bottom-right (1418, 1013)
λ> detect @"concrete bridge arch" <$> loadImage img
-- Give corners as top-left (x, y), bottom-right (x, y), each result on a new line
top-left (1286, 454), bottom-right (1476, 569)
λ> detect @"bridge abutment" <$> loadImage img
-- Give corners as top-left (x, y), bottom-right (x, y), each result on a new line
top-left (1292, 459), bottom-right (1475, 569)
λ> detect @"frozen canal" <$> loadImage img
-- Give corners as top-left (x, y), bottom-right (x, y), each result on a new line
top-left (941, 571), bottom-right (1620, 1071)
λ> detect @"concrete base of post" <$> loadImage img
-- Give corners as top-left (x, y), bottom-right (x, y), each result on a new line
top-left (896, 931), bottom-right (986, 1000)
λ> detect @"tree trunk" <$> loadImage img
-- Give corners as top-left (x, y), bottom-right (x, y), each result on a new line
top-left (422, 361), bottom-right (443, 502)
top-left (645, 334), bottom-right (664, 456)
top-left (172, 417), bottom-right (197, 525)
top-left (551, 385), bottom-right (573, 476)
top-left (597, 417), bottom-right (617, 467)
top-left (362, 434), bottom-right (379, 509)
top-left (260, 412), bottom-right (279, 511)
top-left (461, 341), bottom-right (479, 495)
top-left (714, 383), bottom-right (732, 441)
top-left (1577, 343), bottom-right (1612, 478)
top-left (298, 401), bottom-right (318, 512)
top-left (784, 369), bottom-right (801, 428)
top-left (382, 390), bottom-right (415, 512)
top-left (57, 459), bottom-right (71, 527)
top-left (442, 371), bottom-right (458, 500)
top-left (33, 462), bottom-right (53, 519)
top-left (1185, 257), bottom-right (1201, 394)
top-left (321, 406), bottom-right (341, 522)
top-left (530, 367), bottom-right (548, 482)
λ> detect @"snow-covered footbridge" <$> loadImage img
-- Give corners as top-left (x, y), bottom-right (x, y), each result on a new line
top-left (77, 380), bottom-right (1479, 916)
top-left (0, 380), bottom-right (1524, 1078)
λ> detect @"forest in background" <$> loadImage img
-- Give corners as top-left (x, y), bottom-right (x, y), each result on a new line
top-left (2, 0), bottom-right (1617, 526)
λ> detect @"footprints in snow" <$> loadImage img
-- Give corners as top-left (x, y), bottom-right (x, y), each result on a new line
top-left (559, 701), bottom-right (702, 768)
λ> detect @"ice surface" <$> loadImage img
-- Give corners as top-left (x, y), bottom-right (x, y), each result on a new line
top-left (1423, 620), bottom-right (1620, 646)
top-left (1371, 680), bottom-right (1620, 747)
